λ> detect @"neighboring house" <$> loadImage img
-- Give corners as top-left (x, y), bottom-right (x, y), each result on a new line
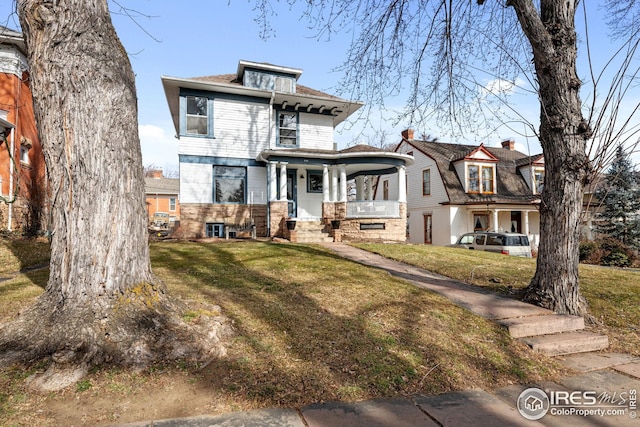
top-left (145, 169), bottom-right (180, 225)
top-left (162, 60), bottom-right (413, 241)
top-left (0, 26), bottom-right (47, 233)
top-left (378, 129), bottom-right (543, 249)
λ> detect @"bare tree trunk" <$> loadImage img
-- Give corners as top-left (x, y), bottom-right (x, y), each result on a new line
top-left (509, 0), bottom-right (590, 315)
top-left (0, 0), bottom-right (228, 389)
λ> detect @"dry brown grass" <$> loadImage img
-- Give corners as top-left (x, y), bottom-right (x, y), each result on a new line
top-left (0, 240), bottom-right (566, 426)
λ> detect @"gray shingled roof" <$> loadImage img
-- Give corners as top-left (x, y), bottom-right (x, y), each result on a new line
top-left (406, 139), bottom-right (541, 205)
top-left (145, 177), bottom-right (179, 195)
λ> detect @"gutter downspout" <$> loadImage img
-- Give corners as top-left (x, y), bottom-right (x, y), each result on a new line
top-left (8, 119), bottom-right (15, 231)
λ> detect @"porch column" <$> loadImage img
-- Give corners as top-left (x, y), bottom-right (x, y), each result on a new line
top-left (366, 176), bottom-right (374, 200)
top-left (331, 166), bottom-right (338, 202)
top-left (524, 210), bottom-right (530, 236)
top-left (269, 161), bottom-right (278, 201)
top-left (355, 176), bottom-right (364, 200)
top-left (279, 162), bottom-right (288, 201)
top-left (492, 210), bottom-right (499, 232)
top-left (397, 165), bottom-right (407, 203)
top-left (339, 164), bottom-right (347, 202)
top-left (322, 164), bottom-right (330, 203)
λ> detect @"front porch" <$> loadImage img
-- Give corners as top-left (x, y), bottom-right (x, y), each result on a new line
top-left (259, 145), bottom-right (413, 243)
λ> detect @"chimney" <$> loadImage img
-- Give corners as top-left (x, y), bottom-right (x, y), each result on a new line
top-left (401, 128), bottom-right (414, 140)
top-left (151, 169), bottom-right (163, 179)
top-left (501, 139), bottom-right (515, 150)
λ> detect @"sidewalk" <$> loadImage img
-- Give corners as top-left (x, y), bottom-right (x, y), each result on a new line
top-left (121, 243), bottom-right (640, 426)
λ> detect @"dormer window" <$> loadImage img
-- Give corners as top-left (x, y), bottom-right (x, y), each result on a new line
top-left (243, 69), bottom-right (295, 93)
top-left (467, 164), bottom-right (495, 194)
top-left (534, 168), bottom-right (545, 194)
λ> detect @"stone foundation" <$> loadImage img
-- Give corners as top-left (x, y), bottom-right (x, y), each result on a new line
top-left (178, 203), bottom-right (267, 239)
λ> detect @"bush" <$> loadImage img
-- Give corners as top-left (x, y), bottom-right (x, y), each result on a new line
top-left (579, 237), bottom-right (635, 267)
top-left (579, 241), bottom-right (599, 264)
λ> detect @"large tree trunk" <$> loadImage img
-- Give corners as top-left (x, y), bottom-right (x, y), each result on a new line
top-left (509, 1), bottom-right (590, 315)
top-left (0, 0), bottom-right (228, 390)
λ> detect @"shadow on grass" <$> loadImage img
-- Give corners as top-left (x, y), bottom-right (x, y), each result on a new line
top-left (150, 241), bottom-right (558, 407)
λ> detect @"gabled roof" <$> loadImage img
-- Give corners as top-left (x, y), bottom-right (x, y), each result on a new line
top-left (405, 138), bottom-right (541, 205)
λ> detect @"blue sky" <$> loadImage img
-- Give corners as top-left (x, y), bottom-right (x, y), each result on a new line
top-left (1, 1), bottom-right (639, 173)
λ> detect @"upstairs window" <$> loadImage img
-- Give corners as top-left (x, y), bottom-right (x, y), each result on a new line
top-left (277, 111), bottom-right (298, 147)
top-left (534, 168), bottom-right (545, 194)
top-left (422, 169), bottom-right (431, 196)
top-left (275, 76), bottom-right (294, 93)
top-left (482, 166), bottom-right (494, 193)
top-left (185, 95), bottom-right (209, 136)
top-left (467, 164), bottom-right (495, 194)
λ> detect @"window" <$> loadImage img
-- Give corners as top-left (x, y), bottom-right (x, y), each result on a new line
top-left (20, 145), bottom-right (29, 164)
top-left (383, 180), bottom-right (389, 200)
top-left (468, 165), bottom-right (480, 193)
top-left (213, 166), bottom-right (246, 204)
top-left (277, 111), bottom-right (298, 146)
top-left (422, 169), bottom-right (431, 196)
top-left (307, 170), bottom-right (323, 193)
top-left (482, 166), bottom-right (494, 193)
top-left (169, 198), bottom-right (176, 211)
top-left (534, 168), bottom-right (545, 194)
top-left (206, 223), bottom-right (225, 238)
top-left (275, 76), bottom-right (294, 93)
top-left (467, 164), bottom-right (494, 194)
top-left (186, 96), bottom-right (209, 135)
top-left (474, 214), bottom-right (488, 231)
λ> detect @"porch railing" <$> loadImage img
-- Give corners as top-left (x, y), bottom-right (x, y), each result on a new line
top-left (346, 201), bottom-right (400, 218)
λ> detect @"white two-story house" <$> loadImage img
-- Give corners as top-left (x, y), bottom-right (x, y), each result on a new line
top-left (161, 60), bottom-right (413, 241)
top-left (376, 129), bottom-right (544, 249)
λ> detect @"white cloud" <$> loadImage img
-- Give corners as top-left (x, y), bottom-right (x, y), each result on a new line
top-left (139, 124), bottom-right (179, 175)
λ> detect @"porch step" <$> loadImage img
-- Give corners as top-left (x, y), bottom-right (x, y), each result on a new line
top-left (289, 221), bottom-right (334, 243)
top-left (521, 331), bottom-right (609, 356)
top-left (499, 314), bottom-right (584, 338)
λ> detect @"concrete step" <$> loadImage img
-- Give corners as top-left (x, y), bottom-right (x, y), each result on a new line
top-left (295, 236), bottom-right (334, 243)
top-left (499, 314), bottom-right (584, 338)
top-left (291, 221), bottom-right (326, 232)
top-left (521, 331), bottom-right (609, 356)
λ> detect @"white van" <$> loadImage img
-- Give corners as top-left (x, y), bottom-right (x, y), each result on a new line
top-left (451, 232), bottom-right (532, 258)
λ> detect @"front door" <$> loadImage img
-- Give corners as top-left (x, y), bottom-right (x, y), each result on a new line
top-left (511, 211), bottom-right (521, 233)
top-left (287, 170), bottom-right (297, 218)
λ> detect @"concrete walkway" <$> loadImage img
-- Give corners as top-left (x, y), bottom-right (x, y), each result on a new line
top-left (120, 243), bottom-right (640, 426)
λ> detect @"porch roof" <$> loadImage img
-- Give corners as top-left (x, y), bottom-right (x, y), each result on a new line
top-left (257, 145), bottom-right (414, 179)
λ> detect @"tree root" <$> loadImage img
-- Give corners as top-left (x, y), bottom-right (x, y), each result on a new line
top-left (0, 285), bottom-right (233, 391)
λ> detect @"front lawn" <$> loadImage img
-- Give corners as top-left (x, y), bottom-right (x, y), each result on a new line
top-left (354, 243), bottom-right (640, 357)
top-left (0, 239), bottom-right (564, 426)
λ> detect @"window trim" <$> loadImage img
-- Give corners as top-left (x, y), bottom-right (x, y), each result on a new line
top-left (169, 197), bottom-right (177, 212)
top-left (276, 110), bottom-right (299, 147)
